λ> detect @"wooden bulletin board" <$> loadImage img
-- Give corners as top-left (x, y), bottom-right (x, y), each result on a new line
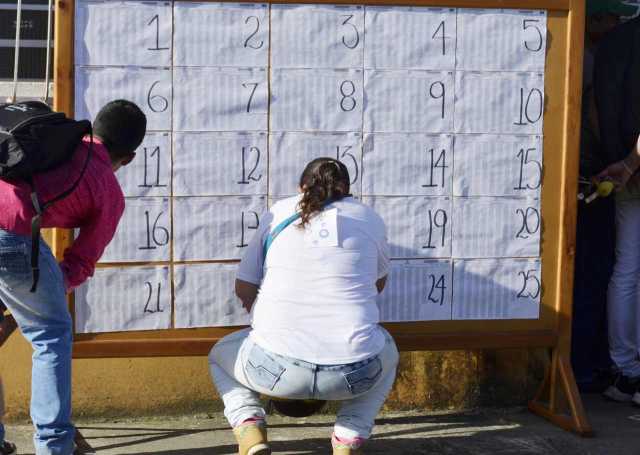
top-left (53, 0), bottom-right (589, 434)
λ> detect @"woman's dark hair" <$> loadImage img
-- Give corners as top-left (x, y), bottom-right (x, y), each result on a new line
top-left (297, 157), bottom-right (350, 228)
top-left (93, 99), bottom-right (147, 163)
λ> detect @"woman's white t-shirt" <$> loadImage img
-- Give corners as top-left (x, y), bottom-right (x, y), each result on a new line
top-left (236, 196), bottom-right (390, 365)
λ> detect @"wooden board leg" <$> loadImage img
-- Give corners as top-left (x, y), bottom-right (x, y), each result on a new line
top-left (74, 429), bottom-right (96, 454)
top-left (528, 349), bottom-right (593, 436)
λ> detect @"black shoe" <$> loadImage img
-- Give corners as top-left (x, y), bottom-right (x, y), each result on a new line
top-left (603, 373), bottom-right (639, 402)
top-left (0, 441), bottom-right (17, 455)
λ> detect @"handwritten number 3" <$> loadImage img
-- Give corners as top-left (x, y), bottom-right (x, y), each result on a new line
top-left (341, 15), bottom-right (360, 49)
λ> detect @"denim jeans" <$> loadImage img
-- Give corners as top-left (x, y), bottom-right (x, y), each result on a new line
top-left (0, 229), bottom-right (74, 454)
top-left (209, 327), bottom-right (399, 440)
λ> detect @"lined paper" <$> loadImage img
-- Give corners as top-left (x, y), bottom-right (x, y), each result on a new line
top-left (173, 132), bottom-right (268, 196)
top-left (75, 1), bottom-right (172, 67)
top-left (271, 69), bottom-right (364, 132)
top-left (364, 6), bottom-right (456, 70)
top-left (75, 66), bottom-right (172, 131)
top-left (378, 260), bottom-right (453, 322)
top-left (75, 266), bottom-right (172, 333)
top-left (269, 132), bottom-right (362, 196)
top-left (117, 133), bottom-right (172, 198)
top-left (174, 263), bottom-right (251, 328)
top-left (173, 196), bottom-right (267, 261)
top-left (454, 71), bottom-right (545, 134)
top-left (364, 70), bottom-right (455, 133)
top-left (452, 197), bottom-right (540, 258)
top-left (99, 198), bottom-right (171, 263)
top-left (362, 196), bottom-right (452, 258)
top-left (362, 133), bottom-right (453, 196)
top-left (174, 2), bottom-right (269, 67)
top-left (452, 258), bottom-right (541, 319)
top-left (453, 134), bottom-right (542, 197)
top-left (456, 9), bottom-right (547, 72)
top-left (173, 67), bottom-right (268, 131)
top-left (271, 4), bottom-right (364, 69)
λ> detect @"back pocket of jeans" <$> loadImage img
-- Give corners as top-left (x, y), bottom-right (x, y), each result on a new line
top-left (343, 358), bottom-right (383, 396)
top-left (0, 246), bottom-right (30, 276)
top-left (246, 345), bottom-right (286, 391)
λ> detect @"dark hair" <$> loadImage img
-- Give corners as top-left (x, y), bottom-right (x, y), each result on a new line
top-left (93, 99), bottom-right (147, 163)
top-left (297, 157), bottom-right (350, 228)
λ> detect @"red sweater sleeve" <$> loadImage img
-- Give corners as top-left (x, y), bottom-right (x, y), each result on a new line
top-left (59, 180), bottom-right (125, 291)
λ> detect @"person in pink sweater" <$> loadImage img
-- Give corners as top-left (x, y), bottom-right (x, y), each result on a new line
top-left (0, 99), bottom-right (146, 455)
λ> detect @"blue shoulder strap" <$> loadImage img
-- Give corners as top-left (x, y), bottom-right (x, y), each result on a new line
top-left (262, 212), bottom-right (301, 260)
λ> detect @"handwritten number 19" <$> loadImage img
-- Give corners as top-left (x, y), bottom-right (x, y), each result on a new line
top-left (423, 209), bottom-right (448, 249)
top-left (237, 211), bottom-right (259, 248)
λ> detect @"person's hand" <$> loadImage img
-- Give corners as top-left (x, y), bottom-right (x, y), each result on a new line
top-left (595, 161), bottom-right (634, 190)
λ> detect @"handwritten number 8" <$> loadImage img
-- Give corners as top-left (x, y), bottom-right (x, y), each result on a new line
top-left (339, 80), bottom-right (357, 112)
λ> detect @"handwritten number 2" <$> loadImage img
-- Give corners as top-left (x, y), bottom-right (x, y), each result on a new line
top-left (244, 16), bottom-right (264, 49)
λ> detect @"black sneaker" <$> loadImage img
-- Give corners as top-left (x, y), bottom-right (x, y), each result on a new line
top-left (0, 441), bottom-right (17, 455)
top-left (603, 373), bottom-right (639, 402)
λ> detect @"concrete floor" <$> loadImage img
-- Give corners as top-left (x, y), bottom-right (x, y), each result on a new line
top-left (4, 394), bottom-right (640, 454)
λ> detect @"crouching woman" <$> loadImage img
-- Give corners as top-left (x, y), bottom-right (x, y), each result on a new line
top-left (209, 157), bottom-right (398, 455)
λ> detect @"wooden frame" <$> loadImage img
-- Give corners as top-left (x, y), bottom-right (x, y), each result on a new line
top-left (53, 0), bottom-right (590, 435)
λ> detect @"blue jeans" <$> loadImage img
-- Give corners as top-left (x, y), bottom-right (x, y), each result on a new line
top-left (0, 230), bottom-right (74, 454)
top-left (209, 327), bottom-right (399, 440)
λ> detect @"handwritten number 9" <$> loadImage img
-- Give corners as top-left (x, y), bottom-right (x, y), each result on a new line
top-left (515, 207), bottom-right (540, 239)
top-left (244, 16), bottom-right (264, 49)
top-left (339, 80), bottom-right (357, 112)
top-left (523, 19), bottom-right (543, 52)
top-left (429, 82), bottom-right (445, 119)
top-left (341, 15), bottom-right (360, 49)
top-left (147, 81), bottom-right (168, 113)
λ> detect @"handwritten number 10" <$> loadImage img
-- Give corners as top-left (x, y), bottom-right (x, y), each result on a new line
top-left (514, 88), bottom-right (543, 126)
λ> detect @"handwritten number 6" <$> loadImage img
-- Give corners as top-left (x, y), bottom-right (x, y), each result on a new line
top-left (147, 81), bottom-right (168, 113)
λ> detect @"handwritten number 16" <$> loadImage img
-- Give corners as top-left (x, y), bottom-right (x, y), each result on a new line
top-left (139, 211), bottom-right (169, 250)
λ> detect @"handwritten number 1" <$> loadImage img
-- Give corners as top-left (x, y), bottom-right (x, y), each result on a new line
top-left (147, 15), bottom-right (169, 51)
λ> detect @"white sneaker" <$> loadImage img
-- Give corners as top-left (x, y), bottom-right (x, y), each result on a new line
top-left (603, 373), bottom-right (638, 402)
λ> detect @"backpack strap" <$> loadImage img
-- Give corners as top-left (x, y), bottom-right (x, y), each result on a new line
top-left (28, 133), bottom-right (94, 293)
top-left (262, 212), bottom-right (301, 261)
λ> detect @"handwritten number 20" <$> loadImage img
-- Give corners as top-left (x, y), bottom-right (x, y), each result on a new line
top-left (515, 207), bottom-right (540, 239)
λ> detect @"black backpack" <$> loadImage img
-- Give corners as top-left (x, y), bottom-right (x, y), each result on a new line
top-left (0, 101), bottom-right (93, 292)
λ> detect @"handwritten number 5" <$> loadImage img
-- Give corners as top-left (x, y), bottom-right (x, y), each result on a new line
top-left (523, 19), bottom-right (543, 52)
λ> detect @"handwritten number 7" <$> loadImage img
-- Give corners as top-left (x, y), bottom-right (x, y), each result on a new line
top-left (242, 83), bottom-right (259, 113)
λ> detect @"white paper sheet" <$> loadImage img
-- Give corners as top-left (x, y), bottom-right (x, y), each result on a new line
top-left (452, 197), bottom-right (540, 258)
top-left (456, 9), bottom-right (547, 72)
top-left (362, 133), bottom-right (453, 196)
top-left (173, 2), bottom-right (269, 68)
top-left (173, 67), bottom-right (268, 132)
top-left (116, 133), bottom-right (172, 198)
top-left (173, 132), bottom-right (268, 196)
top-left (453, 134), bottom-right (542, 197)
top-left (75, 266), bottom-right (172, 333)
top-left (75, 1), bottom-right (172, 67)
top-left (75, 66), bottom-right (172, 131)
top-left (364, 70), bottom-right (455, 133)
top-left (452, 258), bottom-right (541, 319)
top-left (271, 4), bottom-right (364, 69)
top-left (364, 6), bottom-right (456, 70)
top-left (362, 196), bottom-right (452, 258)
top-left (174, 263), bottom-right (251, 328)
top-left (377, 260), bottom-right (453, 322)
top-left (173, 196), bottom-right (267, 261)
top-left (269, 132), bottom-right (362, 196)
top-left (270, 69), bottom-right (364, 132)
top-left (99, 198), bottom-right (171, 263)
top-left (454, 71), bottom-right (545, 134)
